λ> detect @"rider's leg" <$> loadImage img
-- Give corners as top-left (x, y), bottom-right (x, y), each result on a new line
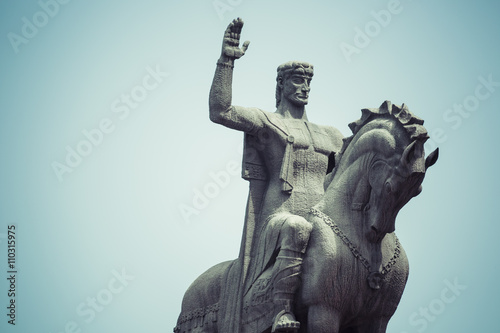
top-left (272, 214), bottom-right (312, 332)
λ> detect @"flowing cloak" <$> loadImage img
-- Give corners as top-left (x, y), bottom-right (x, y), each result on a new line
top-left (218, 130), bottom-right (269, 333)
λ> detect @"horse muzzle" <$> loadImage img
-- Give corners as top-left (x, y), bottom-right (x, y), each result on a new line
top-left (367, 221), bottom-right (395, 243)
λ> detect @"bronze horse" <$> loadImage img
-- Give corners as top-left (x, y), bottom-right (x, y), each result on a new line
top-left (174, 101), bottom-right (438, 333)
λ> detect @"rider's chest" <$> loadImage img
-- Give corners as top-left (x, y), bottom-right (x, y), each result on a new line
top-left (283, 120), bottom-right (332, 155)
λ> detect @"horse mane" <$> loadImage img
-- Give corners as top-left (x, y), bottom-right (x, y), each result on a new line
top-left (339, 100), bottom-right (429, 155)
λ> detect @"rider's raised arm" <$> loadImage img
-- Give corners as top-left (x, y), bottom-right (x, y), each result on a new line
top-left (209, 18), bottom-right (266, 133)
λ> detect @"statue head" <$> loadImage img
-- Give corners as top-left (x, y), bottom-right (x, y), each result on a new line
top-left (344, 101), bottom-right (439, 243)
top-left (275, 61), bottom-right (314, 108)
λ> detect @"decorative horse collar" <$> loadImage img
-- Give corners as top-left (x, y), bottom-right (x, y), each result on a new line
top-left (309, 208), bottom-right (401, 290)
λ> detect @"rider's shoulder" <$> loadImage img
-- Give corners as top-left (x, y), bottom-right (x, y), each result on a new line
top-left (311, 124), bottom-right (344, 152)
top-left (309, 123), bottom-right (344, 139)
top-left (324, 125), bottom-right (344, 139)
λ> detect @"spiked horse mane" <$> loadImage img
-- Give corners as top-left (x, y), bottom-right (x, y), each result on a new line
top-left (339, 100), bottom-right (429, 156)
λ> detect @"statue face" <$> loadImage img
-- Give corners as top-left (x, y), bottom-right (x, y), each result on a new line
top-left (282, 74), bottom-right (312, 106)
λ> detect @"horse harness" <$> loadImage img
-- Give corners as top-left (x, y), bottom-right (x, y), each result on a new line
top-left (309, 208), bottom-right (401, 290)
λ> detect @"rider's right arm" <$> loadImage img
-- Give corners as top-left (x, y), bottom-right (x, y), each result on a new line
top-left (210, 104), bottom-right (267, 135)
top-left (209, 18), bottom-right (263, 134)
top-left (209, 60), bottom-right (266, 134)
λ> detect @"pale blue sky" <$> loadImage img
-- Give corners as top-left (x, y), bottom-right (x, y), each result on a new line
top-left (1, 1), bottom-right (499, 332)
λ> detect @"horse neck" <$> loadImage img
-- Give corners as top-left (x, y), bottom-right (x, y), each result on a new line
top-left (314, 121), bottom-right (402, 242)
top-left (315, 151), bottom-right (374, 242)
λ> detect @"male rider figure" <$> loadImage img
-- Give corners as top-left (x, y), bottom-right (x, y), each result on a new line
top-left (209, 18), bottom-right (343, 332)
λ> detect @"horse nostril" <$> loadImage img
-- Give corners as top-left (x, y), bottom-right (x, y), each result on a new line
top-left (367, 226), bottom-right (379, 243)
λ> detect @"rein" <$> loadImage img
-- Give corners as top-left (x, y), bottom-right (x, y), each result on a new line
top-left (309, 207), bottom-right (401, 290)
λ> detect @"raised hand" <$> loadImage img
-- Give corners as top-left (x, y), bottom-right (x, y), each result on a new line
top-left (220, 18), bottom-right (250, 60)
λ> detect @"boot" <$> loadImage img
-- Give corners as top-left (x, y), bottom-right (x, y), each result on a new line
top-left (271, 251), bottom-right (303, 333)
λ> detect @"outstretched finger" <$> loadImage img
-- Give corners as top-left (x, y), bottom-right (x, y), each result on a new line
top-left (241, 40), bottom-right (250, 53)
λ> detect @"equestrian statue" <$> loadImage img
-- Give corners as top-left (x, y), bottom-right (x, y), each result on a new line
top-left (174, 18), bottom-right (439, 333)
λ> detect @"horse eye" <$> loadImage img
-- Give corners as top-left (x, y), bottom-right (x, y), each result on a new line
top-left (385, 182), bottom-right (392, 193)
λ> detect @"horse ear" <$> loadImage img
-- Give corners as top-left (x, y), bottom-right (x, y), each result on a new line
top-left (401, 141), bottom-right (416, 168)
top-left (425, 148), bottom-right (439, 169)
top-left (401, 141), bottom-right (426, 173)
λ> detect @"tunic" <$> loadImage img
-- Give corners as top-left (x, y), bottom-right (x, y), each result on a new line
top-left (216, 105), bottom-right (343, 332)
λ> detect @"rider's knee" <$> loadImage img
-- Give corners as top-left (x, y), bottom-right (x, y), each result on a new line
top-left (284, 215), bottom-right (312, 234)
top-left (281, 215), bottom-right (312, 251)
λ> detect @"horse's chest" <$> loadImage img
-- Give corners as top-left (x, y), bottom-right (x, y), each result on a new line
top-left (304, 234), bottom-right (408, 319)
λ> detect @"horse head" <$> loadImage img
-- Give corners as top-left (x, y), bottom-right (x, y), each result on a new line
top-left (364, 138), bottom-right (438, 243)
top-left (333, 101), bottom-right (438, 243)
